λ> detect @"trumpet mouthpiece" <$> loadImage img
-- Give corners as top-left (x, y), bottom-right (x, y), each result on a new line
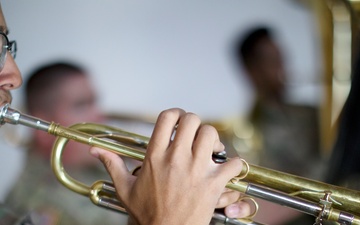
top-left (0, 103), bottom-right (13, 126)
top-left (0, 104), bottom-right (51, 131)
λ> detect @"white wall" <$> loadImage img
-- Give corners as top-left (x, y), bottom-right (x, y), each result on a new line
top-left (0, 0), bottom-right (322, 200)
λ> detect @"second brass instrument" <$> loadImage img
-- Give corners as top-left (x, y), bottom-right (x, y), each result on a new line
top-left (1, 104), bottom-right (359, 225)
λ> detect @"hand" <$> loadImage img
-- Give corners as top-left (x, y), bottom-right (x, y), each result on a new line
top-left (90, 108), bottom-right (243, 225)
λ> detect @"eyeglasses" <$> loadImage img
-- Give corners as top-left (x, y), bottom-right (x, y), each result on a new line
top-left (0, 32), bottom-right (17, 71)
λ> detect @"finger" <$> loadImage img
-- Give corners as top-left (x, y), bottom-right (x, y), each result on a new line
top-left (213, 140), bottom-right (225, 154)
top-left (224, 201), bottom-right (252, 219)
top-left (171, 112), bottom-right (201, 153)
top-left (147, 108), bottom-right (186, 156)
top-left (90, 147), bottom-right (134, 201)
top-left (216, 157), bottom-right (243, 184)
top-left (192, 124), bottom-right (219, 161)
top-left (216, 190), bottom-right (241, 208)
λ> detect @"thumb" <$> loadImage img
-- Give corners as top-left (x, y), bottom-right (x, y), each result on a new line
top-left (225, 201), bottom-right (252, 219)
top-left (90, 147), bottom-right (134, 201)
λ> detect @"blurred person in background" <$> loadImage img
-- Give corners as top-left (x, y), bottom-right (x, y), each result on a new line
top-left (4, 61), bottom-right (129, 225)
top-left (232, 26), bottom-right (325, 179)
top-left (229, 26), bottom-right (326, 225)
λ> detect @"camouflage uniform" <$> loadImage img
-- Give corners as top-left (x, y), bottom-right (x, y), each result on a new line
top-left (4, 152), bottom-right (128, 225)
top-left (251, 102), bottom-right (325, 179)
top-left (0, 204), bottom-right (34, 225)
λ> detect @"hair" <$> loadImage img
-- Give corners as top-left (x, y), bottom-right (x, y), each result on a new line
top-left (25, 61), bottom-right (88, 114)
top-left (233, 27), bottom-right (272, 68)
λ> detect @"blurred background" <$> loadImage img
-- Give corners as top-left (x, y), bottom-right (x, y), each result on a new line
top-left (0, 0), bottom-right (355, 206)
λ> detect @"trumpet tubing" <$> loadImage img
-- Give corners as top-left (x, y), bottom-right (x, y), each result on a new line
top-left (1, 104), bottom-right (360, 225)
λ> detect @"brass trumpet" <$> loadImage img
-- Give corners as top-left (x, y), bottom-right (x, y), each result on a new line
top-left (1, 104), bottom-right (359, 225)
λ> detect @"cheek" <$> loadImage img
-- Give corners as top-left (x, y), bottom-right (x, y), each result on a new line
top-left (79, 107), bottom-right (99, 119)
top-left (54, 98), bottom-right (103, 125)
top-left (54, 112), bottom-right (83, 126)
top-left (67, 114), bottom-right (89, 125)
top-left (68, 110), bottom-right (101, 124)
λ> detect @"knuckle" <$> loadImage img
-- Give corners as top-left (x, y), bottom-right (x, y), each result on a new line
top-left (99, 154), bottom-right (113, 170)
top-left (104, 158), bottom-right (112, 169)
top-left (157, 109), bottom-right (180, 122)
top-left (199, 124), bottom-right (218, 138)
top-left (182, 112), bottom-right (200, 122)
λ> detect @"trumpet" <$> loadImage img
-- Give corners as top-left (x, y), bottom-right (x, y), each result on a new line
top-left (1, 104), bottom-right (359, 225)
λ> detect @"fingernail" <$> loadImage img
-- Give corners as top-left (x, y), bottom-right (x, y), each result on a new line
top-left (227, 204), bottom-right (240, 218)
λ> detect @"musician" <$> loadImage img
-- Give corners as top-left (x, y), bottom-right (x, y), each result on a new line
top-left (230, 26), bottom-right (326, 225)
top-left (0, 3), bottom-right (24, 223)
top-left (232, 26), bottom-right (325, 179)
top-left (0, 2), bottom-right (249, 224)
